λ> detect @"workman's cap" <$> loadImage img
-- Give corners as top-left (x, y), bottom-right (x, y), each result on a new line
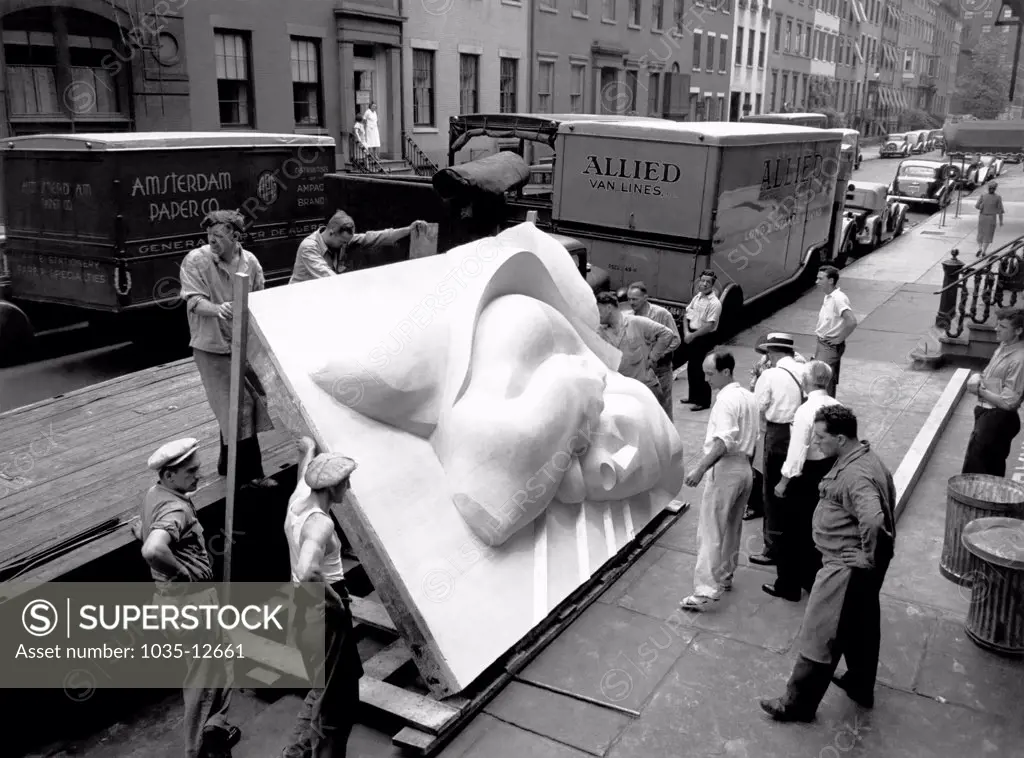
top-left (305, 453), bottom-right (358, 490)
top-left (148, 438), bottom-right (200, 471)
top-left (757, 333), bottom-right (796, 353)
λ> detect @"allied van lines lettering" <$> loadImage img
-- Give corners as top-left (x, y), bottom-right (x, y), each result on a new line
top-left (581, 155), bottom-right (681, 197)
top-left (760, 153), bottom-right (829, 193)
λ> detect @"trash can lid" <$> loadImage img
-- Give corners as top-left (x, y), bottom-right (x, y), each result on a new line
top-left (962, 517), bottom-right (1024, 570)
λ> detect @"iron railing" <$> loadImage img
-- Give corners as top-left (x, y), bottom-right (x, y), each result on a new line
top-left (346, 132), bottom-right (387, 174)
top-left (934, 235), bottom-right (1024, 338)
top-left (402, 132), bottom-right (439, 177)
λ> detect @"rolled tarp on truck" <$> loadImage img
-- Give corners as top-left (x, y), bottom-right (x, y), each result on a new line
top-left (943, 120), bottom-right (1024, 161)
top-left (431, 151), bottom-right (531, 199)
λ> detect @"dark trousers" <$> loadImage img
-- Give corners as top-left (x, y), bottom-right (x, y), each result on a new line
top-left (284, 581), bottom-right (363, 758)
top-left (762, 423), bottom-right (791, 560)
top-left (685, 335), bottom-right (715, 407)
top-left (217, 434), bottom-right (265, 482)
top-left (962, 407), bottom-right (1021, 477)
top-left (775, 457), bottom-right (834, 593)
top-left (783, 563), bottom-right (888, 715)
top-left (814, 340), bottom-right (846, 398)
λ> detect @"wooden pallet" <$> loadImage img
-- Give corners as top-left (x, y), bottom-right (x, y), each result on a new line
top-left (231, 500), bottom-right (687, 756)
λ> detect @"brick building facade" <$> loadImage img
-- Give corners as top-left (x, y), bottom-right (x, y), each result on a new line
top-left (767, 0), bottom-right (816, 112)
top-left (730, 0), bottom-right (772, 119)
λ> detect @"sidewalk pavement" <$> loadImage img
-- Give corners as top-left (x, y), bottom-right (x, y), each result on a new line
top-left (435, 164), bottom-right (1024, 757)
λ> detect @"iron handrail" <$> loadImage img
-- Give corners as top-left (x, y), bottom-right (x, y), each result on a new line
top-left (402, 132), bottom-right (439, 176)
top-left (346, 131), bottom-right (388, 174)
top-left (933, 234), bottom-right (1024, 295)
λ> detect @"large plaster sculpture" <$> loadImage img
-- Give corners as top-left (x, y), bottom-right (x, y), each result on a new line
top-left (246, 223), bottom-right (686, 696)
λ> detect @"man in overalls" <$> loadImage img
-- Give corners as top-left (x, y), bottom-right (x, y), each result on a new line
top-left (760, 405), bottom-right (896, 721)
top-left (748, 334), bottom-right (805, 580)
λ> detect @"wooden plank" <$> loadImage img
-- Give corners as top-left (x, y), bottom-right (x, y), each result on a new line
top-left (350, 596), bottom-right (398, 634)
top-left (0, 359), bottom-right (195, 430)
top-left (362, 639), bottom-right (413, 681)
top-left (892, 368), bottom-right (970, 522)
top-left (227, 629), bottom-right (459, 734)
top-left (392, 727), bottom-right (435, 752)
top-left (224, 271), bottom-right (252, 598)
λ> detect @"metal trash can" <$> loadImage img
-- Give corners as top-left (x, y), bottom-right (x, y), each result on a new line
top-left (961, 517), bottom-right (1024, 656)
top-left (941, 475), bottom-right (1024, 586)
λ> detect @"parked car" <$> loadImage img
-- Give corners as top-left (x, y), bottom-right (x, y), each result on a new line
top-left (888, 159), bottom-right (956, 208)
top-left (933, 133), bottom-right (946, 155)
top-left (842, 181), bottom-right (908, 253)
top-left (881, 133), bottom-right (911, 158)
top-left (928, 129), bottom-right (943, 151)
top-left (908, 130), bottom-right (928, 154)
top-left (947, 156), bottom-right (983, 190)
top-left (978, 154), bottom-right (1004, 180)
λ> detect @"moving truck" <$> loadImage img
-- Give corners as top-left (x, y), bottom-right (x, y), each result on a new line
top-left (1, 132), bottom-right (335, 347)
top-left (549, 120), bottom-right (845, 334)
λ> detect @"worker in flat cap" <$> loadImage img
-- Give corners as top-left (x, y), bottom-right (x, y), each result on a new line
top-left (137, 438), bottom-right (240, 758)
top-left (281, 437), bottom-right (363, 758)
top-left (179, 209), bottom-right (276, 490)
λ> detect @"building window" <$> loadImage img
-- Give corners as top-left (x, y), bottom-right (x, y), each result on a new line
top-left (603, 0), bottom-right (616, 20)
top-left (653, 0), bottom-right (664, 28)
top-left (575, 0), bottom-right (588, 12)
top-left (774, 14), bottom-right (782, 52)
top-left (459, 54), bottom-right (479, 114)
top-left (706, 33), bottom-right (715, 70)
top-left (500, 57), bottom-right (518, 113)
top-left (771, 71), bottom-right (777, 110)
top-left (291, 37), bottom-right (322, 127)
top-left (674, 0), bottom-right (685, 29)
top-left (3, 8), bottom-right (132, 127)
top-left (747, 27), bottom-right (755, 65)
top-left (540, 0), bottom-right (557, 8)
top-left (736, 28), bottom-right (744, 65)
top-left (630, 0), bottom-right (641, 25)
top-left (413, 48), bottom-right (435, 126)
top-left (537, 60), bottom-right (554, 112)
top-left (758, 32), bottom-right (766, 67)
top-left (785, 20), bottom-right (792, 53)
top-left (693, 33), bottom-right (702, 69)
top-left (215, 30), bottom-right (254, 127)
top-left (570, 63), bottom-right (585, 112)
top-left (719, 37), bottom-right (727, 73)
top-left (625, 69), bottom-right (639, 112)
top-left (718, 95), bottom-right (725, 119)
top-left (804, 27), bottom-right (812, 56)
top-left (648, 71), bottom-right (661, 114)
top-left (756, 93), bottom-right (762, 113)
top-left (797, 24), bottom-right (804, 57)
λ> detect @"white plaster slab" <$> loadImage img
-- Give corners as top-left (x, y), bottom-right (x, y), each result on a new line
top-left (245, 223), bottom-right (687, 695)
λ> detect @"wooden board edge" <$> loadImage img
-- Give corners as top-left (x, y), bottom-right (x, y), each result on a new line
top-left (0, 358), bottom-right (194, 420)
top-left (334, 491), bottom-right (460, 698)
top-left (892, 367), bottom-right (970, 523)
top-left (390, 505), bottom-right (684, 756)
top-left (242, 318), bottom-right (462, 697)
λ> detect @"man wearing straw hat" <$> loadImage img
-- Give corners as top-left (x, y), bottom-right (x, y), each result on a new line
top-left (281, 437), bottom-right (364, 758)
top-left (748, 333), bottom-right (806, 579)
top-left (179, 210), bottom-right (276, 489)
top-left (137, 438), bottom-right (241, 758)
top-left (962, 307), bottom-right (1024, 477)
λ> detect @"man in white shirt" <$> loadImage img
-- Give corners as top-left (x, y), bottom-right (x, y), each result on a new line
top-left (814, 266), bottom-right (858, 398)
top-left (749, 334), bottom-right (806, 575)
top-left (765, 361), bottom-right (842, 600)
top-left (681, 270), bottom-right (723, 411)
top-left (680, 350), bottom-right (760, 612)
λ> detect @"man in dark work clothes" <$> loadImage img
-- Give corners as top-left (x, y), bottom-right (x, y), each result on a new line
top-left (760, 405), bottom-right (895, 721)
top-left (961, 307), bottom-right (1024, 477)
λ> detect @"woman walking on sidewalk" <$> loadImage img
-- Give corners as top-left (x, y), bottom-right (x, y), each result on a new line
top-left (976, 182), bottom-right (1004, 257)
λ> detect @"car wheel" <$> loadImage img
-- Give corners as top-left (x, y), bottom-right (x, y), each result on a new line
top-left (835, 235), bottom-right (854, 268)
top-left (894, 214), bottom-right (905, 235)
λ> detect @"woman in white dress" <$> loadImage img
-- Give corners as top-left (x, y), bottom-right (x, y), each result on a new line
top-left (363, 103), bottom-right (381, 158)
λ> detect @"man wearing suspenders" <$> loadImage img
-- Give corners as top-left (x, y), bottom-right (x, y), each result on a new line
top-left (282, 438), bottom-right (364, 758)
top-left (748, 334), bottom-right (806, 588)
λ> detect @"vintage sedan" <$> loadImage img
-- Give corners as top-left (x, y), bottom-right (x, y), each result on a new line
top-left (888, 159), bottom-right (955, 208)
top-left (947, 156), bottom-right (983, 190)
top-left (842, 182), bottom-right (908, 254)
top-left (978, 155), bottom-right (1003, 181)
top-left (880, 133), bottom-right (912, 158)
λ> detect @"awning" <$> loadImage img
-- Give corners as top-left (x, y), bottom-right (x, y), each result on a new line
top-left (883, 45), bottom-right (897, 67)
top-left (853, 40), bottom-right (865, 64)
top-left (880, 89), bottom-right (893, 109)
top-left (944, 119), bottom-right (1024, 160)
top-left (852, 0), bottom-right (868, 24)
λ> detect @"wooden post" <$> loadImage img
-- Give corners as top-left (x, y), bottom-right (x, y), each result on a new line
top-left (223, 272), bottom-right (251, 605)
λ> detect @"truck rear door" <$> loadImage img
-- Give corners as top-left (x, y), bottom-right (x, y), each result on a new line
top-left (4, 153), bottom-right (117, 308)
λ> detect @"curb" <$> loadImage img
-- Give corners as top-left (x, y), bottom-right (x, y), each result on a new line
top-left (892, 368), bottom-right (970, 523)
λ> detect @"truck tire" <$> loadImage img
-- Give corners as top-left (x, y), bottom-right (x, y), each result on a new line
top-left (834, 235), bottom-right (854, 269)
top-left (0, 300), bottom-right (35, 367)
